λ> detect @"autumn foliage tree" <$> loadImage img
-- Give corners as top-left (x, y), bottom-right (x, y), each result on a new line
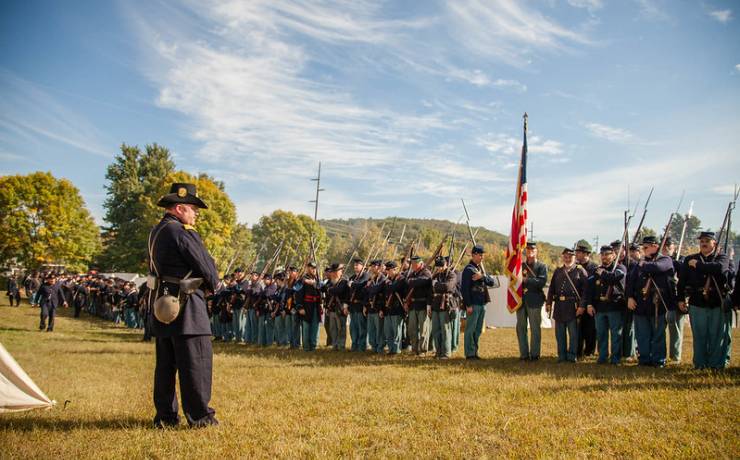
top-left (0, 172), bottom-right (100, 272)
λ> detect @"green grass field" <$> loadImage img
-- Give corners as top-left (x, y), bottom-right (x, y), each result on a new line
top-left (1, 301), bottom-right (738, 459)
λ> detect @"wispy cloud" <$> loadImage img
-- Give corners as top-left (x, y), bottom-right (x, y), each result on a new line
top-left (567, 0), bottom-right (605, 13)
top-left (445, 0), bottom-right (594, 66)
top-left (582, 122), bottom-right (652, 145)
top-left (634, 0), bottom-right (670, 22)
top-left (708, 9), bottom-right (733, 23)
top-left (478, 132), bottom-right (564, 156)
top-left (0, 71), bottom-right (111, 158)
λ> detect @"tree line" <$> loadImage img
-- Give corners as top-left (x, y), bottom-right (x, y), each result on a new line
top-left (0, 143), bottom-right (725, 276)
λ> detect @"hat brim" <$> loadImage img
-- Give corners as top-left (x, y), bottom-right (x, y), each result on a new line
top-left (157, 193), bottom-right (208, 209)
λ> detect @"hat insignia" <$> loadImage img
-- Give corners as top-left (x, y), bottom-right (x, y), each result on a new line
top-left (177, 187), bottom-right (187, 198)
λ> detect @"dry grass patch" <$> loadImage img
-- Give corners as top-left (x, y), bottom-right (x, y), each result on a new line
top-left (0, 302), bottom-right (738, 459)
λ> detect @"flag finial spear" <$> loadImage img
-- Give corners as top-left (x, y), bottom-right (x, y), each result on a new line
top-left (523, 112), bottom-right (528, 132)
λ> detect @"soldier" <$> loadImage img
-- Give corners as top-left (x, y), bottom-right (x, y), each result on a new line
top-left (575, 241), bottom-right (598, 359)
top-left (231, 270), bottom-right (247, 344)
top-left (405, 255), bottom-right (433, 356)
top-left (323, 263), bottom-right (349, 350)
top-left (348, 258), bottom-right (370, 352)
top-left (661, 237), bottom-right (685, 362)
top-left (38, 273), bottom-right (66, 331)
top-left (123, 283), bottom-right (139, 328)
top-left (431, 256), bottom-right (457, 359)
top-left (286, 266), bottom-right (302, 349)
top-left (676, 231), bottom-right (731, 369)
top-left (382, 261), bottom-right (407, 355)
top-left (546, 248), bottom-right (588, 363)
top-left (517, 242), bottom-right (547, 361)
top-left (296, 262), bottom-right (322, 351)
top-left (721, 251), bottom-right (735, 367)
top-left (273, 272), bottom-right (289, 346)
top-left (461, 245), bottom-right (495, 360)
top-left (245, 271), bottom-right (262, 344)
top-left (26, 272), bottom-right (41, 307)
top-left (6, 276), bottom-right (21, 307)
top-left (149, 182), bottom-right (219, 427)
top-left (323, 267), bottom-right (332, 347)
top-left (257, 274), bottom-right (277, 346)
top-left (622, 242), bottom-right (641, 362)
top-left (74, 277), bottom-right (90, 318)
top-left (585, 245), bottom-right (626, 365)
top-left (365, 260), bottom-right (387, 353)
top-left (628, 236), bottom-right (673, 367)
top-left (732, 261), bottom-right (740, 310)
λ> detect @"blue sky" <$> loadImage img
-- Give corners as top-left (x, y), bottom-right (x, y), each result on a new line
top-left (1, 0), bottom-right (739, 246)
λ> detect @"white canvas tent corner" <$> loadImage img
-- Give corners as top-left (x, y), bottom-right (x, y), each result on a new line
top-left (0, 343), bottom-right (55, 413)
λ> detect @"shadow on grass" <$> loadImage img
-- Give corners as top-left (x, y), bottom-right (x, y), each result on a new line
top-left (0, 415), bottom-right (151, 432)
top-left (64, 348), bottom-right (150, 355)
top-left (0, 326), bottom-right (30, 333)
top-left (210, 343), bottom-right (740, 389)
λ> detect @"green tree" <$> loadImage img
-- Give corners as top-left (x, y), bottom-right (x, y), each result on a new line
top-left (0, 172), bottom-right (101, 272)
top-left (99, 143), bottom-right (174, 272)
top-left (215, 223), bottom-right (253, 276)
top-left (252, 211), bottom-right (328, 272)
top-left (160, 171), bottom-right (238, 262)
top-left (668, 214), bottom-right (702, 246)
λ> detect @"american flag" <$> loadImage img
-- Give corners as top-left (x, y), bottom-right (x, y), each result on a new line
top-left (505, 113), bottom-right (528, 313)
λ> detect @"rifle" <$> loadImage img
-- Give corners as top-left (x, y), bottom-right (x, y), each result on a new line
top-left (389, 224), bottom-right (407, 262)
top-left (369, 230), bottom-right (392, 265)
top-left (260, 240), bottom-right (285, 279)
top-left (451, 228), bottom-right (480, 272)
top-left (640, 195), bottom-right (684, 316)
top-left (296, 236), bottom-right (314, 279)
top-left (609, 191), bottom-right (641, 300)
top-left (630, 187), bottom-right (654, 245)
top-left (675, 201), bottom-right (694, 260)
top-left (461, 198), bottom-right (488, 276)
top-left (344, 227), bottom-right (370, 269)
top-left (701, 185), bottom-right (739, 302)
top-left (223, 245), bottom-right (243, 276)
top-left (245, 241), bottom-right (268, 275)
top-left (403, 235), bottom-right (449, 310)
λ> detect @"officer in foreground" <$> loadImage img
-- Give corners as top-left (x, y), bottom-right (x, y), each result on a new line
top-left (149, 183), bottom-right (219, 428)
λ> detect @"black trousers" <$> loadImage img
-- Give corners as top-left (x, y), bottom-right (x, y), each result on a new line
top-left (40, 305), bottom-right (55, 331)
top-left (154, 335), bottom-right (215, 426)
top-left (577, 314), bottom-right (596, 357)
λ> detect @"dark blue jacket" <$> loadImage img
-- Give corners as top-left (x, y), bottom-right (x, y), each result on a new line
top-left (365, 272), bottom-right (387, 313)
top-left (461, 261), bottom-right (494, 307)
top-left (348, 271), bottom-right (370, 312)
top-left (406, 266), bottom-right (433, 311)
top-left (585, 262), bottom-right (626, 313)
top-left (382, 274), bottom-right (407, 316)
top-left (38, 281), bottom-right (65, 309)
top-left (522, 260), bottom-right (548, 308)
top-left (677, 252), bottom-right (731, 308)
top-left (150, 213), bottom-right (219, 337)
top-left (628, 254), bottom-right (674, 315)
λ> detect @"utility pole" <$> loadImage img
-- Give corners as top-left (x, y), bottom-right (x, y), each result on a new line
top-left (309, 162), bottom-right (325, 221)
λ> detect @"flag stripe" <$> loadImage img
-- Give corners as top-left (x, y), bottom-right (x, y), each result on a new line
top-left (505, 119), bottom-right (528, 313)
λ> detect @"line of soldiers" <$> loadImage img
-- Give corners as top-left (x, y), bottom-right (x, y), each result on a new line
top-left (6, 233), bottom-right (736, 368)
top-left (517, 232), bottom-right (736, 369)
top-left (7, 271), bottom-right (150, 337)
top-left (205, 245), bottom-right (495, 359)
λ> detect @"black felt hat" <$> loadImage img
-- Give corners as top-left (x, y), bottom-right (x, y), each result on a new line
top-left (157, 183), bottom-right (208, 209)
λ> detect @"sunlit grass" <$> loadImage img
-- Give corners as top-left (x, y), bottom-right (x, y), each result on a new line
top-left (0, 301), bottom-right (738, 459)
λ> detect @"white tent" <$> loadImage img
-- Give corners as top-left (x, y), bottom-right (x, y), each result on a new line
top-left (484, 275), bottom-right (552, 328)
top-left (0, 343), bottom-right (55, 413)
